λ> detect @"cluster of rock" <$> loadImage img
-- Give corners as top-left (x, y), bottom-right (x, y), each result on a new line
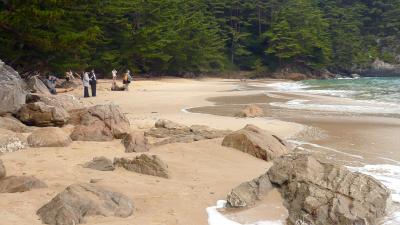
top-left (84, 154), bottom-right (169, 178)
top-left (145, 119), bottom-right (230, 145)
top-left (0, 159), bottom-right (47, 193)
top-left (235, 104), bottom-right (264, 118)
top-left (226, 153), bottom-right (391, 225)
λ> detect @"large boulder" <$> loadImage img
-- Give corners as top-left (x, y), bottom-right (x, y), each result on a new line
top-left (26, 93), bottom-right (85, 111)
top-left (226, 173), bottom-right (272, 208)
top-left (122, 131), bottom-right (150, 153)
top-left (26, 76), bottom-right (50, 94)
top-left (267, 154), bottom-right (391, 225)
top-left (69, 104), bottom-right (130, 141)
top-left (17, 102), bottom-right (70, 127)
top-left (146, 119), bottom-right (230, 145)
top-left (0, 128), bottom-right (27, 153)
top-left (83, 157), bottom-right (115, 171)
top-left (28, 127), bottom-right (72, 147)
top-left (114, 154), bottom-right (169, 178)
top-left (0, 176), bottom-right (47, 193)
top-left (37, 183), bottom-right (134, 225)
top-left (0, 159), bottom-right (5, 179)
top-left (0, 116), bottom-right (33, 133)
top-left (0, 60), bottom-right (27, 115)
top-left (235, 104), bottom-right (264, 118)
top-left (222, 124), bottom-right (287, 161)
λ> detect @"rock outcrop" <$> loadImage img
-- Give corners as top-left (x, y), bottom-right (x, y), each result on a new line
top-left (227, 173), bottom-right (272, 208)
top-left (0, 159), bottom-right (5, 179)
top-left (17, 102), bottom-right (70, 127)
top-left (146, 119), bottom-right (230, 145)
top-left (0, 176), bottom-right (47, 193)
top-left (267, 154), bottom-right (391, 225)
top-left (26, 93), bottom-right (85, 111)
top-left (83, 157), bottom-right (115, 171)
top-left (114, 154), bottom-right (169, 178)
top-left (28, 127), bottom-right (72, 147)
top-left (0, 128), bottom-right (27, 153)
top-left (359, 59), bottom-right (400, 77)
top-left (37, 183), bottom-right (134, 225)
top-left (69, 104), bottom-right (130, 141)
top-left (26, 76), bottom-right (50, 94)
top-left (235, 104), bottom-right (264, 118)
top-left (0, 116), bottom-right (33, 133)
top-left (0, 60), bottom-right (27, 115)
top-left (122, 131), bottom-right (150, 153)
top-left (222, 125), bottom-right (287, 161)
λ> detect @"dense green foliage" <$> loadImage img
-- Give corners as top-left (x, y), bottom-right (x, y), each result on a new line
top-left (1, 0), bottom-right (399, 76)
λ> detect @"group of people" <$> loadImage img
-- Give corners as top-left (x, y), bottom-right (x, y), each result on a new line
top-left (82, 70), bottom-right (97, 98)
top-left (112, 69), bottom-right (132, 91)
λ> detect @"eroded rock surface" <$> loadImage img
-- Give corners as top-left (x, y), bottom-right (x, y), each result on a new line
top-left (83, 157), bottom-right (115, 171)
top-left (0, 176), bottom-right (47, 193)
top-left (17, 102), bottom-right (70, 127)
top-left (267, 153), bottom-right (391, 225)
top-left (222, 124), bottom-right (287, 161)
top-left (0, 128), bottom-right (27, 153)
top-left (0, 60), bottom-right (27, 115)
top-left (146, 119), bottom-right (230, 145)
top-left (227, 173), bottom-right (272, 208)
top-left (26, 76), bottom-right (50, 94)
top-left (28, 127), bottom-right (72, 147)
top-left (69, 104), bottom-right (130, 141)
top-left (37, 183), bottom-right (134, 225)
top-left (114, 154), bottom-right (169, 178)
top-left (122, 131), bottom-right (150, 153)
top-left (0, 159), bottom-right (5, 179)
top-left (0, 116), bottom-right (33, 133)
top-left (26, 93), bottom-right (85, 111)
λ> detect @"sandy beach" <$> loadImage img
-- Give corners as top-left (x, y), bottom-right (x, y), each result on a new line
top-left (1, 77), bottom-right (400, 225)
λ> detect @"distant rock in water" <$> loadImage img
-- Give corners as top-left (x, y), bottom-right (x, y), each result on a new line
top-left (222, 124), bottom-right (287, 161)
top-left (235, 104), bottom-right (264, 118)
top-left (359, 59), bottom-right (400, 77)
top-left (0, 59), bottom-right (27, 115)
top-left (114, 154), bottom-right (169, 178)
top-left (37, 183), bottom-right (134, 225)
top-left (267, 153), bottom-right (391, 225)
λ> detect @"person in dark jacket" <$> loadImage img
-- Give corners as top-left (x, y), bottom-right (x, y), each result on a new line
top-left (89, 69), bottom-right (97, 97)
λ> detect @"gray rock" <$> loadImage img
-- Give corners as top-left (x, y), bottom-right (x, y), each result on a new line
top-left (83, 157), bottom-right (115, 171)
top-left (0, 128), bottom-right (27, 153)
top-left (227, 173), bottom-right (272, 208)
top-left (17, 102), bottom-right (70, 127)
top-left (122, 131), bottom-right (150, 153)
top-left (26, 93), bottom-right (85, 111)
top-left (114, 154), bottom-right (169, 178)
top-left (0, 59), bottom-right (27, 115)
top-left (222, 124), bottom-right (287, 161)
top-left (69, 104), bottom-right (130, 141)
top-left (0, 176), bottom-right (47, 193)
top-left (28, 127), bottom-right (72, 147)
top-left (0, 159), bottom-right (5, 179)
top-left (37, 183), bottom-right (134, 225)
top-left (267, 153), bottom-right (391, 225)
top-left (26, 76), bottom-right (50, 94)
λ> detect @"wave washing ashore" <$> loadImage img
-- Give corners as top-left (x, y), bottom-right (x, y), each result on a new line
top-left (266, 77), bottom-right (400, 115)
top-left (196, 77), bottom-right (400, 225)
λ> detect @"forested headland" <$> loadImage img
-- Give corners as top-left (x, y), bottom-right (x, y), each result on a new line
top-left (1, 0), bottom-right (399, 77)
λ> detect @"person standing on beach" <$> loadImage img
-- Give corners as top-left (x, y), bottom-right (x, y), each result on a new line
top-left (83, 72), bottom-right (90, 98)
top-left (112, 69), bottom-right (118, 90)
top-left (89, 69), bottom-right (97, 97)
top-left (123, 70), bottom-right (132, 91)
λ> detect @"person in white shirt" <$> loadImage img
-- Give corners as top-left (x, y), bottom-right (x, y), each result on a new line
top-left (83, 72), bottom-right (90, 98)
top-left (111, 69), bottom-right (118, 90)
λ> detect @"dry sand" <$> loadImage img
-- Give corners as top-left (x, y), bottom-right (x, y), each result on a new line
top-left (0, 78), bottom-right (303, 225)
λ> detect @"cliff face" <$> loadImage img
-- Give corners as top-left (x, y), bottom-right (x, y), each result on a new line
top-left (357, 59), bottom-right (400, 77)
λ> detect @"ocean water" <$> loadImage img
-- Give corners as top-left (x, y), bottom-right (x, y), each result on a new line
top-left (266, 77), bottom-right (400, 115)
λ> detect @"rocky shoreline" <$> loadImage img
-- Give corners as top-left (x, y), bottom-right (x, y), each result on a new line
top-left (0, 59), bottom-right (397, 225)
